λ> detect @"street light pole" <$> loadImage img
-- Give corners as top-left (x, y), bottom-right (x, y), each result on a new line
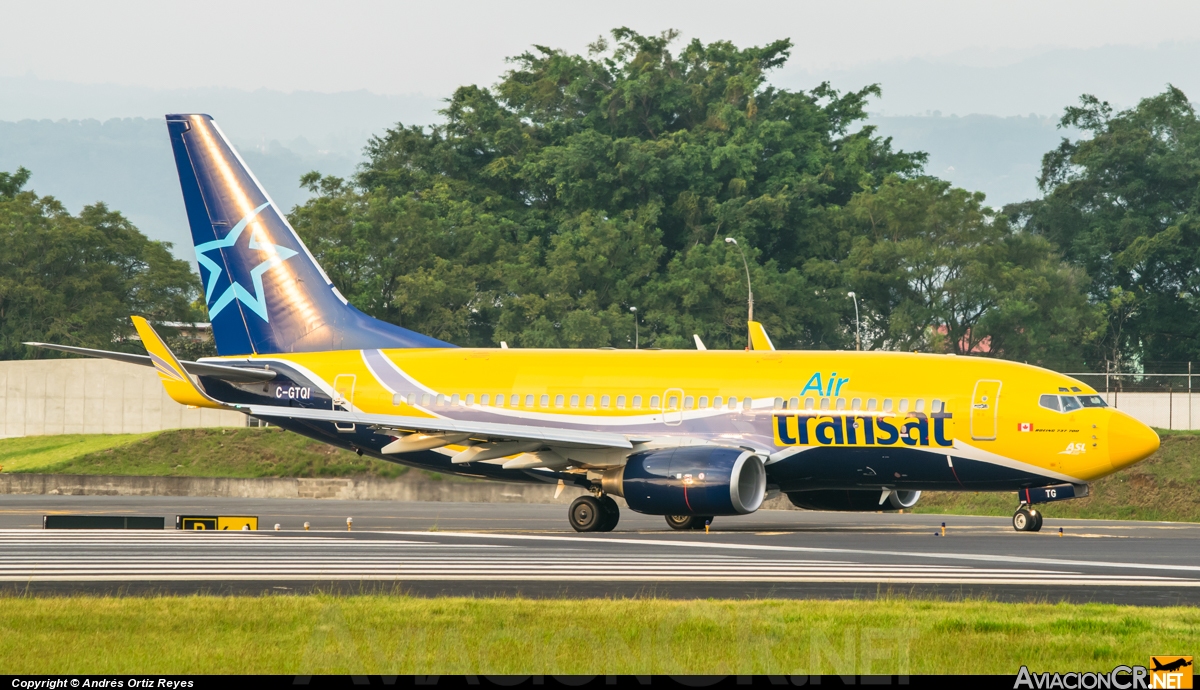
top-left (847, 291), bottom-right (861, 351)
top-left (630, 306), bottom-right (638, 349)
top-left (725, 238), bottom-right (754, 349)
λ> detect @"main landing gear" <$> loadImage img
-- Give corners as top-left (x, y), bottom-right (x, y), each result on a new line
top-left (569, 495), bottom-right (620, 532)
top-left (665, 515), bottom-right (714, 531)
top-left (1013, 507), bottom-right (1043, 532)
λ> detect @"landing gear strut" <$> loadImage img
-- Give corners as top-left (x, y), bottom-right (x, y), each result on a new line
top-left (665, 515), bottom-right (713, 531)
top-left (569, 495), bottom-right (620, 533)
top-left (1012, 507), bottom-right (1043, 532)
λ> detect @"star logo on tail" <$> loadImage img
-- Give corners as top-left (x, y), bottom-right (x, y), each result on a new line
top-left (194, 202), bottom-right (298, 322)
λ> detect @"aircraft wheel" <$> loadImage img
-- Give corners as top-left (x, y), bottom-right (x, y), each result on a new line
top-left (597, 495), bottom-right (620, 532)
top-left (690, 516), bottom-right (714, 530)
top-left (569, 496), bottom-right (604, 532)
top-left (665, 515), bottom-right (697, 530)
top-left (1013, 508), bottom-right (1034, 532)
top-left (1029, 509), bottom-right (1043, 532)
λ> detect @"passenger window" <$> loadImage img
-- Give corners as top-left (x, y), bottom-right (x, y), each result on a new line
top-left (408, 393), bottom-right (417, 406)
top-left (436, 394), bottom-right (446, 407)
top-left (867, 399), bottom-right (877, 411)
top-left (932, 399), bottom-right (943, 413)
top-left (585, 394), bottom-right (594, 407)
top-left (698, 396), bottom-right (709, 409)
top-left (570, 394), bottom-right (579, 408)
top-left (1060, 396), bottom-right (1083, 412)
top-left (480, 394), bottom-right (489, 406)
top-left (805, 397), bottom-right (816, 410)
top-left (684, 396), bottom-right (694, 410)
top-left (789, 397), bottom-right (799, 410)
top-left (600, 395), bottom-right (609, 408)
top-left (742, 397), bottom-right (752, 410)
top-left (713, 396), bottom-right (722, 409)
top-left (883, 399), bottom-right (893, 412)
top-left (731, 397), bottom-right (741, 410)
top-left (451, 394), bottom-right (461, 406)
top-left (465, 394), bottom-right (475, 406)
top-left (651, 395), bottom-right (661, 408)
top-left (774, 397), bottom-right (784, 410)
top-left (1039, 394), bottom-right (1061, 412)
top-left (422, 393), bottom-right (432, 406)
top-left (555, 394), bottom-right (565, 408)
top-left (494, 394), bottom-right (504, 407)
top-left (632, 395), bottom-right (642, 409)
top-left (898, 399), bottom-right (909, 413)
top-left (915, 399), bottom-right (925, 413)
top-left (1078, 395), bottom-right (1108, 408)
top-left (616, 395), bottom-right (626, 409)
top-left (836, 398), bottom-right (846, 411)
top-left (524, 394), bottom-right (533, 407)
top-left (540, 394), bottom-right (550, 407)
top-left (820, 397), bottom-right (830, 411)
top-left (392, 393), bottom-right (403, 406)
top-left (851, 398), bottom-right (862, 411)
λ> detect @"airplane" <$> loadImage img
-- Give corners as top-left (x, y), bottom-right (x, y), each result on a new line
top-left (27, 114), bottom-right (1162, 533)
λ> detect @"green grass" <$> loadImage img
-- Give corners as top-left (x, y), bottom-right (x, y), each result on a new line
top-left (0, 433), bottom-right (153, 473)
top-left (916, 430), bottom-right (1200, 522)
top-left (1, 427), bottom-right (409, 479)
top-left (0, 595), bottom-right (1194, 674)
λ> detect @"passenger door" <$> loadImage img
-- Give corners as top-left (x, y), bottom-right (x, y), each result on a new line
top-left (970, 379), bottom-right (1002, 440)
top-left (333, 374), bottom-right (356, 432)
top-left (662, 388), bottom-right (684, 426)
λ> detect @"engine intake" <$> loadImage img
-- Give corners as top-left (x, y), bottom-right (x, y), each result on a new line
top-left (787, 489), bottom-right (921, 512)
top-left (602, 447), bottom-right (766, 516)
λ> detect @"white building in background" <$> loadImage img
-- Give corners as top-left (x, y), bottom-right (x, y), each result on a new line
top-left (0, 358), bottom-right (243, 438)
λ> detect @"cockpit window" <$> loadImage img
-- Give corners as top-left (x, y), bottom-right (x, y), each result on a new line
top-left (1038, 394), bottom-right (1061, 412)
top-left (1060, 395), bottom-right (1083, 412)
top-left (1078, 395), bottom-right (1108, 408)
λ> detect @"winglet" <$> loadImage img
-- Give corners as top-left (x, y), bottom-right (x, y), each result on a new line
top-left (748, 321), bottom-right (775, 351)
top-left (131, 316), bottom-right (228, 409)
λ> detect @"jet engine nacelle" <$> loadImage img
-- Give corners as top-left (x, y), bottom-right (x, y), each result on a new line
top-left (786, 489), bottom-right (921, 512)
top-left (601, 447), bottom-right (766, 516)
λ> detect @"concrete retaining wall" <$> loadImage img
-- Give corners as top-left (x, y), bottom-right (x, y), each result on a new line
top-left (1, 358), bottom-right (244, 438)
top-left (0, 472), bottom-right (800, 510)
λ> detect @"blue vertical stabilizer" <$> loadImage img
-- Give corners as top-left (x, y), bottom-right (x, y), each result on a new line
top-left (165, 114), bottom-right (452, 356)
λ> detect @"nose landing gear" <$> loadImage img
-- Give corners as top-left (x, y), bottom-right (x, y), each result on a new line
top-left (1013, 507), bottom-right (1043, 532)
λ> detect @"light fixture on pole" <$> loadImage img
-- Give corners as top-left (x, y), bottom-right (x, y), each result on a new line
top-left (724, 237), bottom-right (754, 349)
top-left (630, 306), bottom-right (639, 349)
top-left (847, 291), bottom-right (861, 351)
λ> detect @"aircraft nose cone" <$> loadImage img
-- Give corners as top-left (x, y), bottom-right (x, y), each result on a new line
top-left (1108, 411), bottom-right (1160, 470)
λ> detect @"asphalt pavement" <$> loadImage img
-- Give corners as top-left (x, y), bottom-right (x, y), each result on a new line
top-left (1, 495), bottom-right (1197, 605)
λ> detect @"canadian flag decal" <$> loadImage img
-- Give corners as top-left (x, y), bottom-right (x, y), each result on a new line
top-left (1018, 422), bottom-right (1033, 432)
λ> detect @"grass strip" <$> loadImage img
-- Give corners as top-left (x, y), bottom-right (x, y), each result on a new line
top-left (0, 433), bottom-right (152, 473)
top-left (0, 595), bottom-right (1195, 674)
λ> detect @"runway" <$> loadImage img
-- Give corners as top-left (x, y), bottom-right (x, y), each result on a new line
top-left (1, 495), bottom-right (1198, 604)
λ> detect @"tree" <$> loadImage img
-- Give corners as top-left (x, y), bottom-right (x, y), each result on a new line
top-left (841, 176), bottom-right (1097, 370)
top-left (0, 167), bottom-right (204, 360)
top-left (1016, 86), bottom-right (1200, 366)
top-left (292, 28), bottom-right (925, 349)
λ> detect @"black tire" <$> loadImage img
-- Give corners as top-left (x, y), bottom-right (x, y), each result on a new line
top-left (569, 496), bottom-right (604, 532)
top-left (597, 495), bottom-right (620, 532)
top-left (1013, 508), bottom-right (1033, 532)
top-left (690, 516), bottom-right (713, 530)
top-left (665, 515), bottom-right (696, 530)
top-left (1029, 509), bottom-right (1043, 532)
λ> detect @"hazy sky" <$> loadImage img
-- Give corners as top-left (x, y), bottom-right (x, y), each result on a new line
top-left (5, 0), bottom-right (1200, 97)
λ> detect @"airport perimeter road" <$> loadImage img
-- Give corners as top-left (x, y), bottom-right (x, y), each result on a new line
top-left (1, 495), bottom-right (1198, 604)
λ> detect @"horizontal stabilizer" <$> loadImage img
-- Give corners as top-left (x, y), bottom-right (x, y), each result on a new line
top-left (23, 342), bottom-right (275, 383)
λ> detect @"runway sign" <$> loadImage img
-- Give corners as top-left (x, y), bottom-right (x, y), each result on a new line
top-left (176, 515), bottom-right (259, 530)
top-left (44, 515), bottom-right (164, 529)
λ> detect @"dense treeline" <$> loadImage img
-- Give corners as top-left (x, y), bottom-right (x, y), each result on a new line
top-left (5, 29), bottom-right (1200, 372)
